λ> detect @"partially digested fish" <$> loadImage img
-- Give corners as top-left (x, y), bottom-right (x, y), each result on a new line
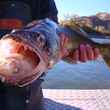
top-left (0, 18), bottom-right (110, 87)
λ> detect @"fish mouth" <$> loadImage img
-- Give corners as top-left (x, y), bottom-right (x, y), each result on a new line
top-left (0, 37), bottom-right (46, 86)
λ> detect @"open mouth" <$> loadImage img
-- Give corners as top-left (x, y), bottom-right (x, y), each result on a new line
top-left (0, 37), bottom-right (41, 83)
top-left (14, 40), bottom-right (40, 68)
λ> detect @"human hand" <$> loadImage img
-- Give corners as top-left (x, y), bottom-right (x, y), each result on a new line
top-left (59, 33), bottom-right (101, 63)
top-left (71, 44), bottom-right (101, 63)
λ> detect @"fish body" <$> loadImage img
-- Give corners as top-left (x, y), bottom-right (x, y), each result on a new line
top-left (0, 18), bottom-right (110, 87)
top-left (0, 19), bottom-right (61, 86)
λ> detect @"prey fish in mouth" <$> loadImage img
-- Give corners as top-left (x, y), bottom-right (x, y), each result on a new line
top-left (0, 18), bottom-right (110, 87)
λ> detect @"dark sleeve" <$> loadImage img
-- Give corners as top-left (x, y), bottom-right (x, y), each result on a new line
top-left (40, 0), bottom-right (58, 22)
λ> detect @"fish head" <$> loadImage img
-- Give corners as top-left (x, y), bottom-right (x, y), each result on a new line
top-left (0, 18), bottom-right (60, 87)
top-left (0, 32), bottom-right (48, 87)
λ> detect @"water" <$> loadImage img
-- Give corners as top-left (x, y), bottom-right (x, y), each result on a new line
top-left (42, 58), bottom-right (110, 89)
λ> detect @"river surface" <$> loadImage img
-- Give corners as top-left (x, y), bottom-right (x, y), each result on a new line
top-left (42, 58), bottom-right (110, 89)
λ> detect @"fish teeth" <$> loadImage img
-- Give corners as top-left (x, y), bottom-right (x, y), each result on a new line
top-left (21, 42), bottom-right (37, 56)
top-left (13, 68), bottom-right (19, 74)
top-left (23, 44), bottom-right (31, 51)
top-left (27, 45), bottom-right (31, 50)
top-left (24, 45), bottom-right (28, 51)
top-left (27, 45), bottom-right (34, 52)
top-left (0, 75), bottom-right (5, 82)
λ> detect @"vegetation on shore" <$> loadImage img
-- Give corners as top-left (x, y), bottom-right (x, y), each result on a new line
top-left (60, 12), bottom-right (110, 35)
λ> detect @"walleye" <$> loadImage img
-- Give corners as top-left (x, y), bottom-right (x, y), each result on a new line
top-left (0, 18), bottom-right (109, 87)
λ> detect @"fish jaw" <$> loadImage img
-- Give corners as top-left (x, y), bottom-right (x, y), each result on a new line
top-left (0, 37), bottom-right (47, 86)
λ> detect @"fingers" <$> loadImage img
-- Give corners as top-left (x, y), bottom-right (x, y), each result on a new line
top-left (72, 44), bottom-right (101, 62)
top-left (59, 32), bottom-right (101, 63)
top-left (86, 44), bottom-right (94, 60)
top-left (94, 48), bottom-right (101, 59)
top-left (79, 44), bottom-right (88, 62)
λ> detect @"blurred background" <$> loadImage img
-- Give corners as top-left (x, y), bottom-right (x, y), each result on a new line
top-left (42, 0), bottom-right (110, 89)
